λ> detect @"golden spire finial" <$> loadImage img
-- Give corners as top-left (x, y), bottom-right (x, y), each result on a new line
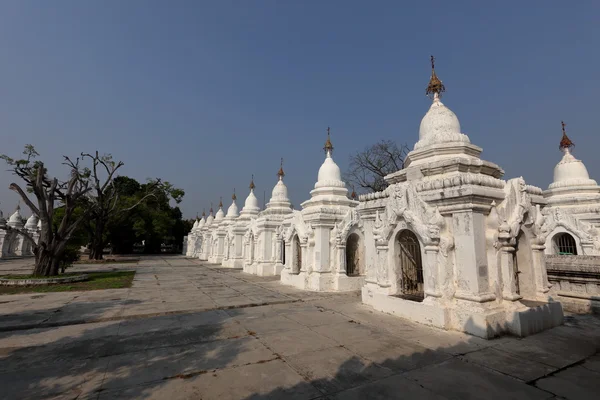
top-left (232, 188), bottom-right (237, 201)
top-left (559, 120), bottom-right (574, 150)
top-left (249, 175), bottom-right (255, 190)
top-left (351, 186), bottom-right (357, 200)
top-left (323, 127), bottom-right (334, 154)
top-left (426, 55), bottom-right (446, 99)
top-left (202, 209), bottom-right (206, 217)
top-left (277, 158), bottom-right (285, 179)
top-left (219, 197), bottom-right (223, 208)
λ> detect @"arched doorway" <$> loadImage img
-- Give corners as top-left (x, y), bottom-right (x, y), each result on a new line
top-left (514, 230), bottom-right (535, 299)
top-left (345, 233), bottom-right (362, 276)
top-left (553, 232), bottom-right (577, 255)
top-left (396, 230), bottom-right (424, 301)
top-left (249, 233), bottom-right (255, 263)
top-left (292, 235), bottom-right (301, 273)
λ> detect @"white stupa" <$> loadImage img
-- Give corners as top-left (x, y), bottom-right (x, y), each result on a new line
top-left (301, 128), bottom-right (356, 210)
top-left (545, 123), bottom-right (600, 205)
top-left (240, 177), bottom-right (261, 218)
top-left (25, 214), bottom-right (39, 231)
top-left (243, 160), bottom-right (294, 276)
top-left (7, 205), bottom-right (24, 228)
top-left (222, 178), bottom-right (261, 269)
top-left (226, 192), bottom-right (240, 220)
top-left (281, 128), bottom-right (360, 291)
top-left (542, 122), bottom-right (600, 255)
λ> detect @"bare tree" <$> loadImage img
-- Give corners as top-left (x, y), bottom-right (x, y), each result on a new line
top-left (0, 145), bottom-right (94, 276)
top-left (82, 152), bottom-right (161, 260)
top-left (344, 140), bottom-right (409, 193)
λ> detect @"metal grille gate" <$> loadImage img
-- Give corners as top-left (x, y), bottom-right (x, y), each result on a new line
top-left (556, 233), bottom-right (577, 255)
top-left (398, 230), bottom-right (424, 300)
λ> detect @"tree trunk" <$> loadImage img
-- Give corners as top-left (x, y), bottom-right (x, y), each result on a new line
top-left (90, 242), bottom-right (104, 260)
top-left (91, 220), bottom-right (105, 260)
top-left (33, 249), bottom-right (61, 277)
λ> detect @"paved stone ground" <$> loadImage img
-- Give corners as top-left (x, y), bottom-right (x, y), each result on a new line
top-left (0, 256), bottom-right (598, 400)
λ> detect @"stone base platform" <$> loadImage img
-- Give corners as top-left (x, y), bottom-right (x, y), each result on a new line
top-left (281, 269), bottom-right (365, 292)
top-left (221, 258), bottom-right (244, 268)
top-left (362, 285), bottom-right (564, 339)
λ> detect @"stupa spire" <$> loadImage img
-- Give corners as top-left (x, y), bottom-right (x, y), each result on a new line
top-left (209, 203), bottom-right (213, 215)
top-left (426, 55), bottom-right (446, 100)
top-left (232, 189), bottom-right (237, 201)
top-left (219, 197), bottom-right (223, 208)
top-left (559, 120), bottom-right (574, 151)
top-left (202, 209), bottom-right (206, 217)
top-left (249, 175), bottom-right (255, 190)
top-left (351, 186), bottom-right (357, 200)
top-left (323, 127), bottom-right (334, 155)
top-left (277, 158), bottom-right (285, 180)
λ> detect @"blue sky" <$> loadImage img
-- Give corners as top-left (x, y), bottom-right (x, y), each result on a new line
top-left (0, 1), bottom-right (599, 218)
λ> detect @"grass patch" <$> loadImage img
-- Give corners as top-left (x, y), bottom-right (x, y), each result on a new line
top-left (0, 271), bottom-right (135, 295)
top-left (74, 258), bottom-right (139, 264)
top-left (0, 272), bottom-right (85, 280)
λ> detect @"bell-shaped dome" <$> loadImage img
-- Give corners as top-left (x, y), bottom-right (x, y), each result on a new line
top-left (419, 99), bottom-right (461, 140)
top-left (550, 148), bottom-right (596, 188)
top-left (226, 197), bottom-right (239, 218)
top-left (415, 97), bottom-right (469, 149)
top-left (317, 152), bottom-right (342, 185)
top-left (197, 216), bottom-right (206, 229)
top-left (415, 58), bottom-right (470, 150)
top-left (271, 178), bottom-right (289, 202)
top-left (25, 214), bottom-right (39, 230)
top-left (192, 220), bottom-right (199, 230)
top-left (215, 207), bottom-right (225, 221)
top-left (205, 210), bottom-right (214, 226)
top-left (244, 190), bottom-right (259, 210)
top-left (549, 124), bottom-right (597, 190)
top-left (8, 206), bottom-right (23, 227)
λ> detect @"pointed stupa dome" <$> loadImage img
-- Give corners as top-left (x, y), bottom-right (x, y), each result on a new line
top-left (315, 128), bottom-right (344, 189)
top-left (215, 198), bottom-right (225, 221)
top-left (271, 158), bottom-right (290, 201)
top-left (25, 213), bottom-right (39, 230)
top-left (550, 122), bottom-right (597, 189)
top-left (205, 207), bottom-right (214, 226)
top-left (267, 159), bottom-right (293, 211)
top-left (192, 219), bottom-right (199, 230)
top-left (226, 191), bottom-right (239, 218)
top-left (415, 56), bottom-right (470, 149)
top-left (8, 205), bottom-right (24, 227)
top-left (242, 176), bottom-right (260, 214)
top-left (198, 211), bottom-right (206, 228)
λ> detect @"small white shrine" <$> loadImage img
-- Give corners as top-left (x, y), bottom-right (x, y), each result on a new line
top-left (222, 179), bottom-right (260, 268)
top-left (0, 205), bottom-right (39, 258)
top-left (541, 124), bottom-right (600, 256)
top-left (208, 200), bottom-right (227, 264)
top-left (221, 191), bottom-right (240, 267)
top-left (243, 160), bottom-right (293, 276)
top-left (198, 208), bottom-right (214, 261)
top-left (358, 58), bottom-right (563, 338)
top-left (280, 130), bottom-right (362, 291)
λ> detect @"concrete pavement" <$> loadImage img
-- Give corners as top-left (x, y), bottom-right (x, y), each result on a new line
top-left (0, 256), bottom-right (598, 399)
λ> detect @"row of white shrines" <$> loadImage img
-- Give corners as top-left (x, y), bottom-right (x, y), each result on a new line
top-left (185, 66), bottom-right (600, 340)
